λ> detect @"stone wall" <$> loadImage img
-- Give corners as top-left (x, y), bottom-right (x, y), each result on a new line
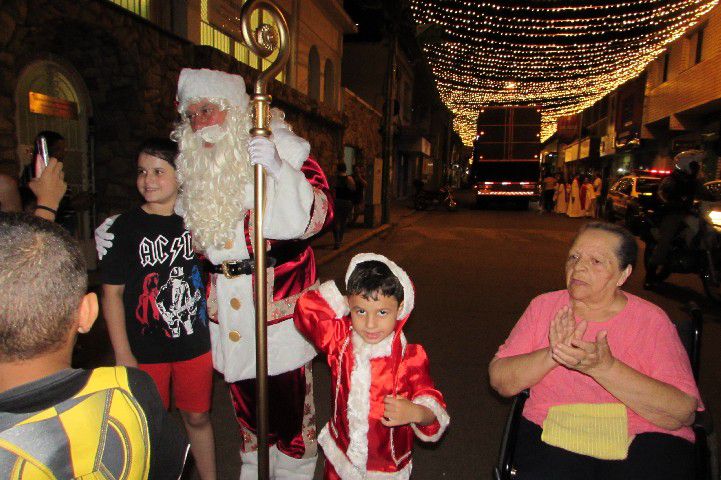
top-left (342, 88), bottom-right (382, 164)
top-left (0, 0), bottom-right (345, 216)
top-left (342, 88), bottom-right (383, 226)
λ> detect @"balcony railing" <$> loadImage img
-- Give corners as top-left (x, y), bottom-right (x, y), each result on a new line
top-left (108, 0), bottom-right (149, 19)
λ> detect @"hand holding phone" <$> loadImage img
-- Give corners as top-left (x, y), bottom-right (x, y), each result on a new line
top-left (34, 136), bottom-right (49, 178)
top-left (29, 158), bottom-right (67, 211)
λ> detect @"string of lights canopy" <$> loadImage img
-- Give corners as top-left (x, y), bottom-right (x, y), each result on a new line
top-left (409, 0), bottom-right (719, 144)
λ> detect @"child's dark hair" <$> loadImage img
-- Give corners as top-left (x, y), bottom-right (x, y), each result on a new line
top-left (139, 138), bottom-right (178, 168)
top-left (346, 260), bottom-right (404, 303)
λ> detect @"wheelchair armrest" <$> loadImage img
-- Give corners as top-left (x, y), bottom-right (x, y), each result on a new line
top-left (694, 409), bottom-right (714, 435)
top-left (494, 389), bottom-right (530, 480)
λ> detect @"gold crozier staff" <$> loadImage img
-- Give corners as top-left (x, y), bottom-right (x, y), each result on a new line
top-left (240, 1), bottom-right (290, 479)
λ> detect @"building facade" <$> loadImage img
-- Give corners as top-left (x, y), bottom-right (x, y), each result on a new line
top-left (642, 2), bottom-right (721, 179)
top-left (0, 0), bottom-right (360, 264)
top-left (342, 0), bottom-right (463, 206)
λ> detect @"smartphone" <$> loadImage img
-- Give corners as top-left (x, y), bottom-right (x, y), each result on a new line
top-left (35, 136), bottom-right (49, 178)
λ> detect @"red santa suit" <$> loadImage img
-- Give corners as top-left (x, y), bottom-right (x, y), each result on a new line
top-left (175, 68), bottom-right (333, 479)
top-left (204, 142), bottom-right (332, 478)
top-left (294, 254), bottom-right (450, 479)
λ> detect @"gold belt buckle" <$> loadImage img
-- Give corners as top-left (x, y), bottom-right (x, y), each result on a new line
top-left (221, 261), bottom-right (240, 279)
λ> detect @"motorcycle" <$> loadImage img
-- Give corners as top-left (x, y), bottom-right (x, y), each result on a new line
top-left (413, 183), bottom-right (458, 212)
top-left (639, 201), bottom-right (721, 303)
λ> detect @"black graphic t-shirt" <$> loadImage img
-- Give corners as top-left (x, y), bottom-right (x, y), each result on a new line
top-left (100, 207), bottom-right (210, 363)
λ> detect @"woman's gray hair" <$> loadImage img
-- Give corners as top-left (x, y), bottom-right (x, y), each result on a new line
top-left (575, 221), bottom-right (637, 270)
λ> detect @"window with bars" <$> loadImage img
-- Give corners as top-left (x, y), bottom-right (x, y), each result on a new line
top-left (108, 0), bottom-right (150, 19)
top-left (200, 0), bottom-right (285, 83)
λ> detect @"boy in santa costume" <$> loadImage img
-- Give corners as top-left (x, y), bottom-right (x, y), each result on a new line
top-left (294, 253), bottom-right (450, 479)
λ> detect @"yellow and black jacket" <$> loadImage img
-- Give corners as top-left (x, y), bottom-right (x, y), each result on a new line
top-left (0, 366), bottom-right (188, 479)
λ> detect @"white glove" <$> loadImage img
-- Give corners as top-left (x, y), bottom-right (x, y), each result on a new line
top-left (249, 136), bottom-right (283, 179)
top-left (95, 214), bottom-right (118, 260)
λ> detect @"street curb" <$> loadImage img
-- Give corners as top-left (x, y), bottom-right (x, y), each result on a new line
top-left (316, 223), bottom-right (393, 266)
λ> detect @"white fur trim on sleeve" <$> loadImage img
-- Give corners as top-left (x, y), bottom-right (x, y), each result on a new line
top-left (345, 253), bottom-right (415, 320)
top-left (263, 161), bottom-right (314, 239)
top-left (410, 395), bottom-right (450, 443)
top-left (300, 188), bottom-right (330, 240)
top-left (271, 109), bottom-right (311, 171)
top-left (318, 281), bottom-right (349, 318)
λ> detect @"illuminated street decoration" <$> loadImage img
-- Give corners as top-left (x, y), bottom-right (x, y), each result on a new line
top-left (410, 0), bottom-right (719, 143)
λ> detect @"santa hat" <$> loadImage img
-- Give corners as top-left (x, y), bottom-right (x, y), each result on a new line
top-left (344, 253), bottom-right (415, 321)
top-left (176, 68), bottom-right (250, 113)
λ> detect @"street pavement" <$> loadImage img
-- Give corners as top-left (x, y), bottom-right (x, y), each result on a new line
top-left (78, 191), bottom-right (721, 479)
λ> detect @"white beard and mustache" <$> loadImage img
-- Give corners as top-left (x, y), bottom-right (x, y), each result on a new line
top-left (172, 108), bottom-right (253, 251)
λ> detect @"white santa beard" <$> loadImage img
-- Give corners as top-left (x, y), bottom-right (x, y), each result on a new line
top-left (174, 115), bottom-right (253, 251)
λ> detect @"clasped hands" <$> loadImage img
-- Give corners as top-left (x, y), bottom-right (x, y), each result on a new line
top-left (381, 395), bottom-right (425, 428)
top-left (549, 305), bottom-right (615, 376)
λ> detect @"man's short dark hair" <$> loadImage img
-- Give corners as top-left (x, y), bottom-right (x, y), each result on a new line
top-left (0, 213), bottom-right (87, 360)
top-left (139, 138), bottom-right (178, 168)
top-left (336, 162), bottom-right (347, 173)
top-left (576, 221), bottom-right (637, 270)
top-left (346, 260), bottom-right (404, 304)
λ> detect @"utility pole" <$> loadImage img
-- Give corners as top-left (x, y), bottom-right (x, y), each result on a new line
top-left (381, 32), bottom-right (397, 224)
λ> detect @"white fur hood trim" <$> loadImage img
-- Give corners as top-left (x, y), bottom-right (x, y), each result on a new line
top-left (270, 108), bottom-right (311, 171)
top-left (345, 331), bottom-right (406, 471)
top-left (344, 253), bottom-right (414, 320)
top-left (176, 68), bottom-right (249, 112)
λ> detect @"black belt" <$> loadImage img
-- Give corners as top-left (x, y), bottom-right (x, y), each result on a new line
top-left (209, 257), bottom-right (276, 279)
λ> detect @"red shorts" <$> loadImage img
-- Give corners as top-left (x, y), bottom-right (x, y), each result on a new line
top-left (139, 351), bottom-right (213, 413)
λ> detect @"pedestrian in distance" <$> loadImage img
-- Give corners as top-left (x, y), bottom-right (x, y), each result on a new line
top-left (332, 161), bottom-right (356, 249)
top-left (566, 175), bottom-right (584, 218)
top-left (542, 171), bottom-right (557, 213)
top-left (294, 253), bottom-right (450, 479)
top-left (581, 175), bottom-right (596, 217)
top-left (99, 139), bottom-right (216, 480)
top-left (351, 163), bottom-right (368, 225)
top-left (554, 174), bottom-right (568, 214)
top-left (0, 213), bottom-right (189, 479)
top-left (593, 171), bottom-right (604, 218)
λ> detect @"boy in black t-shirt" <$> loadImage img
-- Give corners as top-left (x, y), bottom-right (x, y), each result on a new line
top-left (0, 213), bottom-right (188, 479)
top-left (100, 139), bottom-right (217, 480)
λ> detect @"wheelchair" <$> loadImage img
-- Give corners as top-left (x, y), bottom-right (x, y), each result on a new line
top-left (493, 302), bottom-right (718, 480)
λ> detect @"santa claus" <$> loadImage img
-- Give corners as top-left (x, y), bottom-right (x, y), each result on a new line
top-left (97, 68), bottom-right (332, 479)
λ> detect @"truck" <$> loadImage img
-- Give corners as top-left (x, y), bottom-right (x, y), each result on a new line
top-left (470, 106), bottom-right (542, 209)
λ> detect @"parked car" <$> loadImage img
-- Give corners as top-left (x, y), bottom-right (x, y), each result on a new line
top-left (604, 174), bottom-right (665, 233)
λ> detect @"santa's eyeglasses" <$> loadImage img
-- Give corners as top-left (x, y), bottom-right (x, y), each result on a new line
top-left (182, 104), bottom-right (224, 122)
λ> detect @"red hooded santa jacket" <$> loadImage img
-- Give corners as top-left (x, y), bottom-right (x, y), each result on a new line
top-left (294, 253), bottom-right (449, 479)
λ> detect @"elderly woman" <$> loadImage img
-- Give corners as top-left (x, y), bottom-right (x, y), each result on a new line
top-left (489, 222), bottom-right (701, 480)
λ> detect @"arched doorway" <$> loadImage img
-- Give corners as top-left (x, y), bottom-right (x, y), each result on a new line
top-left (15, 59), bottom-right (96, 266)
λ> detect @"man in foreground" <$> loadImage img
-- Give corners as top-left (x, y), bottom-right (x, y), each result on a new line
top-left (0, 213), bottom-right (188, 479)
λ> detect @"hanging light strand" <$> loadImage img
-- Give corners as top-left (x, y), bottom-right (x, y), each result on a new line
top-left (410, 0), bottom-right (719, 143)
